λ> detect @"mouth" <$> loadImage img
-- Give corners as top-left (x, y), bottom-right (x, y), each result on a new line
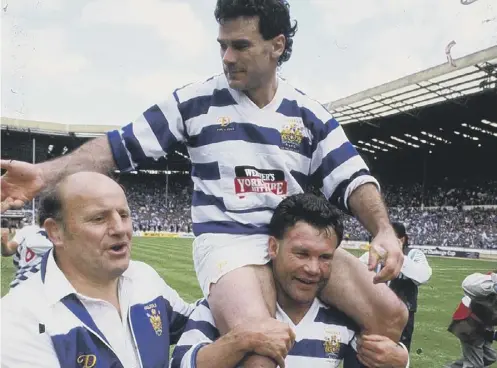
top-left (108, 242), bottom-right (128, 255)
top-left (294, 277), bottom-right (319, 286)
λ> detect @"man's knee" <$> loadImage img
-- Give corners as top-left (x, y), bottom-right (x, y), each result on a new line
top-left (208, 264), bottom-right (276, 334)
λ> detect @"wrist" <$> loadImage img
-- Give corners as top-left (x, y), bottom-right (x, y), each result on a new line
top-left (231, 325), bottom-right (254, 353)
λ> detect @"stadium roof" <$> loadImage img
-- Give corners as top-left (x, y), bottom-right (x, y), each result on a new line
top-left (324, 45), bottom-right (497, 126)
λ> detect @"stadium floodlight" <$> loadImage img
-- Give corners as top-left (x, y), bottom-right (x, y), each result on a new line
top-left (481, 119), bottom-right (497, 128)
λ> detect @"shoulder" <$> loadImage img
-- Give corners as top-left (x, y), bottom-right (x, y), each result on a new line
top-left (173, 74), bottom-right (227, 103)
top-left (314, 300), bottom-right (359, 333)
top-left (278, 78), bottom-right (335, 123)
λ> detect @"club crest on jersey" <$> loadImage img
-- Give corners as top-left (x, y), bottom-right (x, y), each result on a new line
top-left (144, 303), bottom-right (163, 336)
top-left (323, 329), bottom-right (341, 358)
top-left (217, 116), bottom-right (234, 131)
top-left (280, 119), bottom-right (304, 152)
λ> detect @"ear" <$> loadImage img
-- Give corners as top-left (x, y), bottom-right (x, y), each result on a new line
top-left (44, 218), bottom-right (65, 248)
top-left (268, 236), bottom-right (279, 260)
top-left (271, 34), bottom-right (285, 60)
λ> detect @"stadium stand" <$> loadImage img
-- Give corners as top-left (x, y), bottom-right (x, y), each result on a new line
top-left (2, 46), bottom-right (496, 250)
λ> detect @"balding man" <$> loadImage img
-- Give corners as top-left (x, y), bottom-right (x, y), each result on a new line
top-left (1, 172), bottom-right (293, 368)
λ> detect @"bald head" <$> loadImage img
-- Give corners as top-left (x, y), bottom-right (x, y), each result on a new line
top-left (58, 172), bottom-right (125, 204)
top-left (39, 172), bottom-right (126, 226)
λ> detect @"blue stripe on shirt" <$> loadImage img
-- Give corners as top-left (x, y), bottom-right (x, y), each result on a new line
top-left (143, 104), bottom-right (180, 153)
top-left (188, 122), bottom-right (281, 148)
top-left (311, 142), bottom-right (359, 186)
top-left (191, 162), bottom-right (220, 180)
top-left (192, 221), bottom-right (269, 237)
top-left (107, 129), bottom-right (133, 171)
top-left (178, 88), bottom-right (237, 122)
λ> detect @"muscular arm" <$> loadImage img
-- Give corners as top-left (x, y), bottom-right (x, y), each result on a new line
top-left (348, 183), bottom-right (391, 236)
top-left (195, 330), bottom-right (252, 368)
top-left (37, 136), bottom-right (115, 188)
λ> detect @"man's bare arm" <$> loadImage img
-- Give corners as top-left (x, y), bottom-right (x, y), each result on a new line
top-left (37, 136), bottom-right (116, 188)
top-left (347, 183), bottom-right (391, 236)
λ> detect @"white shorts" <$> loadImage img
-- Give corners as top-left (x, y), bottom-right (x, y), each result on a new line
top-left (193, 233), bottom-right (271, 298)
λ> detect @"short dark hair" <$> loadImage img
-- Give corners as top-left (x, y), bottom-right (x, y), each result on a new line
top-left (38, 185), bottom-right (65, 226)
top-left (214, 0), bottom-right (298, 66)
top-left (269, 193), bottom-right (344, 245)
top-left (392, 222), bottom-right (408, 247)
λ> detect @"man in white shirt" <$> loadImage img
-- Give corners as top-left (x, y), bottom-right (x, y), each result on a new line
top-left (1, 172), bottom-right (225, 368)
top-left (1, 215), bottom-right (53, 288)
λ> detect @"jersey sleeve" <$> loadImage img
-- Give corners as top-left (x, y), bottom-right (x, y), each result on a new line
top-left (106, 93), bottom-right (187, 172)
top-left (11, 228), bottom-right (28, 244)
top-left (307, 108), bottom-right (379, 213)
top-left (170, 300), bottom-right (219, 368)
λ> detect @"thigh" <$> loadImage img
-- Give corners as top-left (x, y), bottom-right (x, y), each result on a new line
top-left (193, 233), bottom-right (270, 298)
top-left (483, 340), bottom-right (497, 366)
top-left (319, 248), bottom-right (407, 339)
top-left (208, 264), bottom-right (276, 334)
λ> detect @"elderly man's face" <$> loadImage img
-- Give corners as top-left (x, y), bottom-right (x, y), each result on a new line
top-left (269, 221), bottom-right (339, 307)
top-left (58, 176), bottom-right (133, 281)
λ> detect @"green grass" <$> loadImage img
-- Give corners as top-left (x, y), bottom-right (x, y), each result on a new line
top-left (2, 237), bottom-right (495, 367)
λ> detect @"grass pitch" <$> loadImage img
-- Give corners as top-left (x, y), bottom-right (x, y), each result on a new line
top-left (2, 237), bottom-right (495, 367)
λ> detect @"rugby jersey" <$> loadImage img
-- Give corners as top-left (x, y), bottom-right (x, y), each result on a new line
top-left (107, 74), bottom-right (379, 237)
top-left (10, 225), bottom-right (53, 288)
top-left (170, 298), bottom-right (364, 368)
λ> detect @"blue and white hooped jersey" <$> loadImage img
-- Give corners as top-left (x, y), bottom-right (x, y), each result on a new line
top-left (107, 74), bottom-right (378, 237)
top-left (11, 225), bottom-right (53, 288)
top-left (1, 250), bottom-right (197, 368)
top-left (171, 298), bottom-right (365, 368)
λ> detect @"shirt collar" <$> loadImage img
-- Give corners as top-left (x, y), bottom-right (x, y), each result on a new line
top-left (42, 249), bottom-right (132, 306)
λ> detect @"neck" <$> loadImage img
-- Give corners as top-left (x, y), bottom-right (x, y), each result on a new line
top-left (56, 256), bottom-right (120, 310)
top-left (276, 285), bottom-right (313, 325)
top-left (244, 72), bottom-right (278, 108)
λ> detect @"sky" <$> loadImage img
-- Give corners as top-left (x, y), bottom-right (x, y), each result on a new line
top-left (1, 0), bottom-right (496, 126)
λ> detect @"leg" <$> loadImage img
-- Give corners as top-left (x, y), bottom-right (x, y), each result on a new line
top-left (482, 340), bottom-right (497, 367)
top-left (193, 234), bottom-right (278, 368)
top-left (460, 339), bottom-right (484, 368)
top-left (208, 264), bottom-right (277, 368)
top-left (400, 312), bottom-right (415, 352)
top-left (319, 248), bottom-right (408, 341)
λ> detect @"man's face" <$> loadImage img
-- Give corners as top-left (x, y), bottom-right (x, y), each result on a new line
top-left (217, 16), bottom-right (282, 91)
top-left (269, 221), bottom-right (339, 307)
top-left (58, 181), bottom-right (133, 281)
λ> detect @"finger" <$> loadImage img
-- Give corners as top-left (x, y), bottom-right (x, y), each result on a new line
top-left (368, 248), bottom-right (379, 271)
top-left (357, 353), bottom-right (377, 368)
top-left (361, 334), bottom-right (387, 342)
top-left (373, 259), bottom-right (394, 283)
top-left (276, 355), bottom-right (285, 368)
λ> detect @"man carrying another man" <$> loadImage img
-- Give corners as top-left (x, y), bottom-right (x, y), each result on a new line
top-left (171, 193), bottom-right (409, 368)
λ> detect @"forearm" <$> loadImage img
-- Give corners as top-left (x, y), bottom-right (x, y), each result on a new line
top-left (37, 136), bottom-right (116, 187)
top-left (195, 329), bottom-right (250, 368)
top-left (348, 183), bottom-right (391, 236)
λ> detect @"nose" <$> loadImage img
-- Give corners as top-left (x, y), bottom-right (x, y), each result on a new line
top-left (108, 212), bottom-right (126, 236)
top-left (303, 258), bottom-right (320, 276)
top-left (222, 46), bottom-right (236, 65)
